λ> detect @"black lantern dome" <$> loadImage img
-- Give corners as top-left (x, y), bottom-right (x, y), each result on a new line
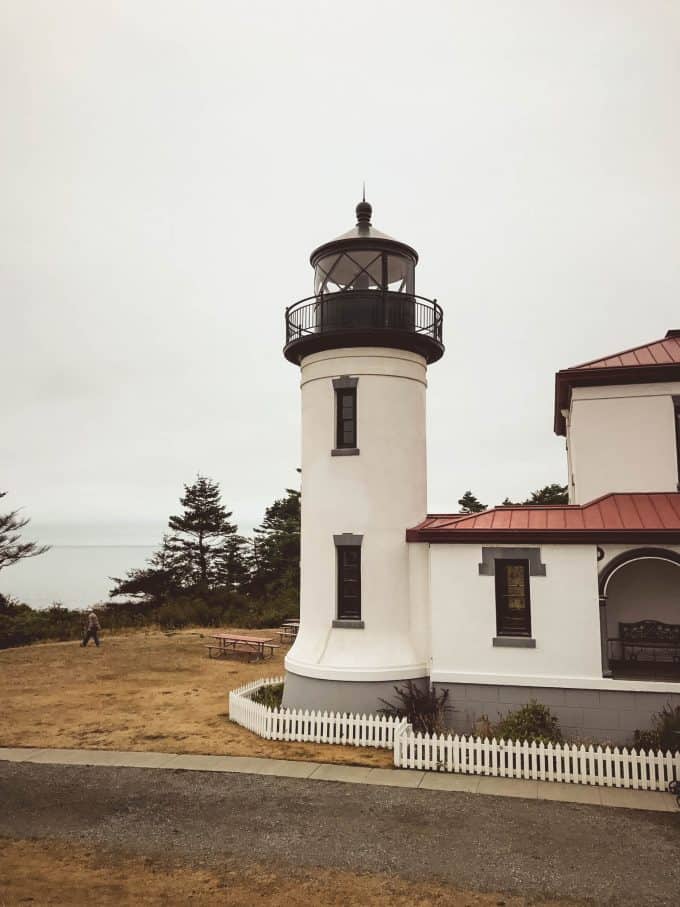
top-left (284, 200), bottom-right (444, 364)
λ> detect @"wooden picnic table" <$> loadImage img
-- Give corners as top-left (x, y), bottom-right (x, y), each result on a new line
top-left (279, 619), bottom-right (300, 643)
top-left (206, 633), bottom-right (280, 662)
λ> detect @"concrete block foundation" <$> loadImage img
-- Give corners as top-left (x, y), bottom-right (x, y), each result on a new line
top-left (435, 682), bottom-right (680, 745)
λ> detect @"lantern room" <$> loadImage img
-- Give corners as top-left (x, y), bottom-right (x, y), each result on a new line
top-left (283, 199), bottom-right (444, 365)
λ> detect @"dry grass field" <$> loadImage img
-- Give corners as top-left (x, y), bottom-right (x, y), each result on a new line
top-left (0, 838), bottom-right (569, 907)
top-left (0, 627), bottom-right (392, 767)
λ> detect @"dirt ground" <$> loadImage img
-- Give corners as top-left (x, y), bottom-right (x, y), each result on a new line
top-left (0, 838), bottom-right (549, 907)
top-left (0, 628), bottom-right (392, 767)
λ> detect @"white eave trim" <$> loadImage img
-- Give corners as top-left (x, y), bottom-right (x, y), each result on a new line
top-left (430, 670), bottom-right (680, 694)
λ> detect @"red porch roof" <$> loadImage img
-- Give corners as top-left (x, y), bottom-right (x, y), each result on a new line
top-left (554, 330), bottom-right (680, 436)
top-left (406, 493), bottom-right (680, 544)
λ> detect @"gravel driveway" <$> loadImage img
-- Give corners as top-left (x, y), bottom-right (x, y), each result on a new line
top-left (2, 761), bottom-right (679, 905)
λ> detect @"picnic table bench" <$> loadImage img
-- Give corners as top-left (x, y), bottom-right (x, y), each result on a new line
top-left (279, 620), bottom-right (299, 643)
top-left (206, 633), bottom-right (280, 662)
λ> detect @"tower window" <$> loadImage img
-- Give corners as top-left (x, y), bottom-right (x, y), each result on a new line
top-left (495, 559), bottom-right (531, 637)
top-left (332, 376), bottom-right (359, 455)
top-left (336, 388), bottom-right (356, 449)
top-left (337, 546), bottom-right (361, 621)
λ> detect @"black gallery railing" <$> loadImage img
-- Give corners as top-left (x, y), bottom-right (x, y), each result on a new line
top-left (285, 291), bottom-right (443, 344)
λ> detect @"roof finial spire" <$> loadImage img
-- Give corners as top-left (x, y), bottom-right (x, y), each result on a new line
top-left (355, 187), bottom-right (372, 226)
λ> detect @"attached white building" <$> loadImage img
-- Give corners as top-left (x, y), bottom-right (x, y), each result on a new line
top-left (282, 200), bottom-right (680, 743)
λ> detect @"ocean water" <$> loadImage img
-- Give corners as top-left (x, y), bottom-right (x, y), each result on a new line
top-left (1, 545), bottom-right (156, 610)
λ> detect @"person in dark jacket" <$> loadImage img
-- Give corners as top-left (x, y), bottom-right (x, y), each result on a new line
top-left (81, 610), bottom-right (101, 647)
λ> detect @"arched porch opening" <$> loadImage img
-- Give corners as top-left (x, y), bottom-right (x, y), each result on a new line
top-left (598, 548), bottom-right (680, 680)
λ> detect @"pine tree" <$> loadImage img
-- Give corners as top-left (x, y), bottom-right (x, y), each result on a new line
top-left (110, 535), bottom-right (183, 601)
top-left (523, 484), bottom-right (569, 505)
top-left (248, 488), bottom-right (301, 601)
top-left (214, 532), bottom-right (251, 592)
top-left (111, 477), bottom-right (248, 603)
top-left (0, 492), bottom-right (49, 572)
top-left (166, 475), bottom-right (248, 591)
top-left (458, 490), bottom-right (487, 514)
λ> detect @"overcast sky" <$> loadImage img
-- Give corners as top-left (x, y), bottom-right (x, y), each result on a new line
top-left (2, 1), bottom-right (680, 544)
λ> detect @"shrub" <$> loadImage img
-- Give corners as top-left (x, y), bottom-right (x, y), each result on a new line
top-left (634, 702), bottom-right (680, 753)
top-left (494, 700), bottom-right (562, 745)
top-left (0, 588), bottom-right (299, 649)
top-left (0, 598), bottom-right (85, 648)
top-left (250, 682), bottom-right (284, 709)
top-left (379, 680), bottom-right (452, 734)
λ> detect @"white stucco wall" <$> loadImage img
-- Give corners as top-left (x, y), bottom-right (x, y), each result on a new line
top-left (429, 541), bottom-right (680, 692)
top-left (567, 382), bottom-right (680, 503)
top-left (286, 347), bottom-right (430, 682)
top-left (429, 543), bottom-right (603, 686)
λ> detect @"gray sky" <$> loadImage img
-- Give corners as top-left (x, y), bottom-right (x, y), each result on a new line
top-left (2, 1), bottom-right (680, 544)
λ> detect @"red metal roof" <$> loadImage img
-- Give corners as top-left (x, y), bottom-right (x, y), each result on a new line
top-left (571, 332), bottom-right (680, 370)
top-left (554, 330), bottom-right (680, 436)
top-left (406, 493), bottom-right (680, 544)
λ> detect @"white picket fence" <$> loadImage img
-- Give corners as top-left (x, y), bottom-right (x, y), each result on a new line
top-left (230, 678), bottom-right (679, 791)
top-left (228, 676), bottom-right (405, 748)
top-left (393, 724), bottom-right (680, 791)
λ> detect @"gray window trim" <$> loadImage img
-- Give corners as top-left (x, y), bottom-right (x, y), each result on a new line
top-left (479, 546), bottom-right (546, 576)
top-left (332, 619), bottom-right (365, 629)
top-left (331, 447), bottom-right (360, 457)
top-left (333, 533), bottom-right (363, 547)
top-left (493, 637), bottom-right (536, 648)
top-left (332, 376), bottom-right (359, 390)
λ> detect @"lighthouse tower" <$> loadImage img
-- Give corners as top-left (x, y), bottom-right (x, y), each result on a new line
top-left (282, 199), bottom-right (444, 713)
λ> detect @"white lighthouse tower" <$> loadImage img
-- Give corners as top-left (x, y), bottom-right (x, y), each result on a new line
top-left (282, 199), bottom-right (444, 713)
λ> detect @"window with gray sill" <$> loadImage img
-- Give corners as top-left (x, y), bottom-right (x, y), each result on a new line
top-left (334, 532), bottom-right (362, 623)
top-left (332, 376), bottom-right (358, 455)
top-left (495, 558), bottom-right (532, 641)
top-left (479, 547), bottom-right (544, 646)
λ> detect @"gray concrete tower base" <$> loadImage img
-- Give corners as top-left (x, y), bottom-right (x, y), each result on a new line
top-left (283, 670), bottom-right (427, 715)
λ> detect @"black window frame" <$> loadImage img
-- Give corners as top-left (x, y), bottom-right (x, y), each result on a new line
top-left (494, 558), bottom-right (532, 638)
top-left (335, 387), bottom-right (357, 450)
top-left (337, 545), bottom-right (361, 621)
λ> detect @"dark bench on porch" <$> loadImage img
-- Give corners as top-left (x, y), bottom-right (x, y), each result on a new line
top-left (608, 620), bottom-right (680, 665)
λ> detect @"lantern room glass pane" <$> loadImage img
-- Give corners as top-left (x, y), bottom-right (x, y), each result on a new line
top-left (385, 254), bottom-right (414, 294)
top-left (314, 254), bottom-right (342, 295)
top-left (314, 251), bottom-right (414, 295)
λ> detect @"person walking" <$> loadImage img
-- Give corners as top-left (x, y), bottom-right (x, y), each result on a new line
top-left (81, 609), bottom-right (101, 647)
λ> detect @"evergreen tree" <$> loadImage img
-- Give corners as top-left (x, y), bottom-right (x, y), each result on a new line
top-left (248, 488), bottom-right (300, 601)
top-left (458, 490), bottom-right (486, 514)
top-left (110, 535), bottom-right (183, 601)
top-left (111, 476), bottom-right (249, 601)
top-left (166, 475), bottom-right (248, 591)
top-left (0, 492), bottom-right (49, 572)
top-left (523, 483), bottom-right (569, 505)
top-left (214, 532), bottom-right (251, 592)
top-left (500, 497), bottom-right (517, 506)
